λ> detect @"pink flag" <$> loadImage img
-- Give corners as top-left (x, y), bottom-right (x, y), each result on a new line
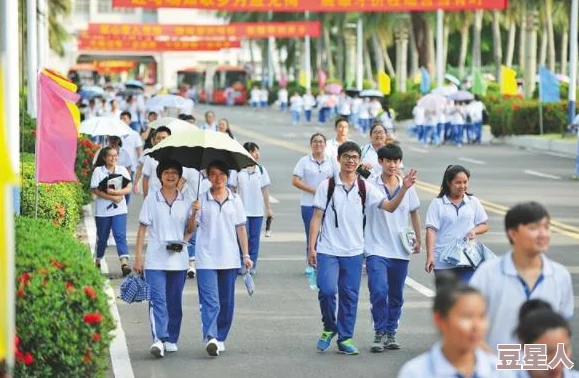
top-left (36, 70), bottom-right (81, 183)
top-left (279, 73), bottom-right (287, 88)
top-left (317, 70), bottom-right (327, 89)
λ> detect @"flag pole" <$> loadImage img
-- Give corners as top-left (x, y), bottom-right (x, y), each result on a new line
top-left (539, 77), bottom-right (544, 135)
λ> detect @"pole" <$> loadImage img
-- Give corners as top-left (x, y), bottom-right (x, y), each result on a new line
top-left (27, 0), bottom-right (38, 117)
top-left (37, 0), bottom-right (47, 70)
top-left (571, 0), bottom-right (579, 177)
top-left (436, 9), bottom-right (444, 88)
top-left (1, 0), bottom-right (19, 373)
top-left (356, 18), bottom-right (363, 91)
top-left (539, 79), bottom-right (544, 135)
top-left (267, 11), bottom-right (274, 89)
top-left (304, 11), bottom-right (311, 91)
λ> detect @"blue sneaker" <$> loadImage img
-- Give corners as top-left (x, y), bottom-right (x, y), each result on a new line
top-left (316, 330), bottom-right (337, 352)
top-left (337, 339), bottom-right (360, 355)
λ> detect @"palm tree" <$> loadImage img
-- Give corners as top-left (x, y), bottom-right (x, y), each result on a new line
top-left (491, 10), bottom-right (503, 84)
top-left (471, 10), bottom-right (484, 75)
top-left (446, 11), bottom-right (473, 79)
top-left (544, 0), bottom-right (556, 72)
top-left (553, 1), bottom-right (570, 74)
top-left (411, 12), bottom-right (434, 75)
top-left (502, 0), bottom-right (520, 67)
top-left (524, 1), bottom-right (541, 98)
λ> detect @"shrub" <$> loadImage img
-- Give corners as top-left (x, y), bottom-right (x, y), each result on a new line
top-left (20, 109), bottom-right (37, 154)
top-left (20, 154), bottom-right (84, 233)
top-left (487, 99), bottom-right (568, 137)
top-left (14, 216), bottom-right (114, 378)
top-left (76, 137), bottom-right (100, 204)
top-left (388, 91), bottom-right (421, 120)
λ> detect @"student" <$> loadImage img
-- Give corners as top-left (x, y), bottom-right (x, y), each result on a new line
top-left (470, 202), bottom-right (574, 351)
top-left (308, 141), bottom-right (417, 355)
top-left (229, 142), bottom-right (274, 274)
top-left (200, 111), bottom-right (217, 131)
top-left (90, 146), bottom-right (133, 276)
top-left (142, 127), bottom-right (172, 197)
top-left (515, 299), bottom-right (579, 378)
top-left (217, 118), bottom-right (234, 139)
top-left (360, 123), bottom-right (391, 176)
top-left (292, 133), bottom-right (339, 275)
top-left (134, 159), bottom-right (195, 358)
top-left (364, 144), bottom-right (421, 353)
top-left (398, 272), bottom-right (517, 378)
top-left (425, 165), bottom-right (488, 282)
top-left (191, 160), bottom-right (252, 357)
top-left (325, 117), bottom-right (350, 160)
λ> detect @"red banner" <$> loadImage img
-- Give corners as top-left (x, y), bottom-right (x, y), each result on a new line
top-left (112, 0), bottom-right (507, 11)
top-left (87, 21), bottom-right (321, 39)
top-left (78, 38), bottom-right (241, 51)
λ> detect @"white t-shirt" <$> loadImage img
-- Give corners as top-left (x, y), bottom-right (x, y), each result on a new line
top-left (312, 175), bottom-right (385, 257)
top-left (229, 166), bottom-right (271, 217)
top-left (302, 94), bottom-right (316, 110)
top-left (470, 252), bottom-right (574, 351)
top-left (121, 128), bottom-right (144, 173)
top-left (142, 157), bottom-right (161, 196)
top-left (361, 143), bottom-right (384, 176)
top-left (195, 189), bottom-right (247, 270)
top-left (425, 195), bottom-right (488, 270)
top-left (181, 167), bottom-right (211, 201)
top-left (413, 106), bottom-right (425, 125)
top-left (138, 190), bottom-right (192, 271)
top-left (364, 175), bottom-right (420, 259)
top-left (324, 138), bottom-right (350, 160)
top-left (90, 165), bottom-right (131, 217)
top-left (293, 154), bottom-right (339, 207)
top-left (290, 95), bottom-right (304, 112)
top-left (278, 89), bottom-right (288, 103)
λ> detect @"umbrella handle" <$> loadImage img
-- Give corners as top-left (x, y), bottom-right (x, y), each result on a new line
top-left (197, 171), bottom-right (201, 200)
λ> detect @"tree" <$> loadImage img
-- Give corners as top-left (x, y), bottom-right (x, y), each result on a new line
top-left (446, 11), bottom-right (473, 79)
top-left (411, 12), bottom-right (434, 75)
top-left (491, 10), bottom-right (503, 84)
top-left (524, 1), bottom-right (540, 98)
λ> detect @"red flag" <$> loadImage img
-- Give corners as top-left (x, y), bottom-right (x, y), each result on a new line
top-left (36, 70), bottom-right (80, 183)
top-left (317, 70), bottom-right (327, 89)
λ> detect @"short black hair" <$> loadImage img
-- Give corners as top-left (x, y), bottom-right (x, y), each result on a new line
top-left (120, 111), bottom-right (131, 120)
top-left (377, 144), bottom-right (403, 161)
top-left (433, 271), bottom-right (484, 318)
top-left (334, 117), bottom-right (349, 128)
top-left (155, 126), bottom-right (172, 136)
top-left (243, 142), bottom-right (259, 153)
top-left (206, 160), bottom-right (230, 177)
top-left (505, 202), bottom-right (550, 232)
top-left (178, 114), bottom-right (195, 122)
top-left (337, 141), bottom-right (361, 158)
top-left (156, 159), bottom-right (183, 181)
top-left (515, 299), bottom-right (570, 344)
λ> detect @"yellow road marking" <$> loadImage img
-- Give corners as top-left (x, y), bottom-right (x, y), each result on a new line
top-left (228, 121), bottom-right (579, 241)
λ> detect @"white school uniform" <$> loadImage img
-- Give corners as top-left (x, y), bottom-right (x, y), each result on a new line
top-left (181, 167), bottom-right (211, 201)
top-left (302, 94), bottom-right (316, 111)
top-left (413, 106), bottom-right (425, 126)
top-left (228, 166), bottom-right (271, 217)
top-left (200, 122), bottom-right (217, 131)
top-left (364, 175), bottom-right (420, 259)
top-left (138, 190), bottom-right (192, 271)
top-left (470, 252), bottom-right (574, 351)
top-left (361, 143), bottom-right (384, 176)
top-left (290, 95), bottom-right (304, 112)
top-left (312, 176), bottom-right (385, 257)
top-left (195, 188), bottom-right (247, 270)
top-left (517, 370), bottom-right (579, 378)
top-left (324, 138), bottom-right (351, 160)
top-left (90, 165), bottom-right (131, 217)
top-left (424, 195), bottom-right (488, 270)
top-left (93, 147), bottom-right (132, 171)
top-left (121, 128), bottom-right (144, 173)
top-left (293, 155), bottom-right (339, 207)
top-left (142, 156), bottom-right (161, 196)
top-left (397, 342), bottom-right (517, 378)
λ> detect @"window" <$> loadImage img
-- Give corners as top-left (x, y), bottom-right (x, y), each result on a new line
top-left (75, 0), bottom-right (90, 15)
top-left (97, 0), bottom-right (135, 14)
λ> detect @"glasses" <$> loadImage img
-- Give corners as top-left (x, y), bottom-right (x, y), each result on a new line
top-left (311, 140), bottom-right (325, 144)
top-left (371, 130), bottom-right (386, 136)
top-left (341, 154), bottom-right (360, 162)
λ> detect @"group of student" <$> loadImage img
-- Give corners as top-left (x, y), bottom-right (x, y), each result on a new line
top-left (412, 97), bottom-right (486, 147)
top-left (291, 116), bottom-right (576, 376)
top-left (89, 109), bottom-right (275, 358)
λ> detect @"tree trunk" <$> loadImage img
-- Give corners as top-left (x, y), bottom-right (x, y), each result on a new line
top-left (519, 4), bottom-right (527, 70)
top-left (336, 21), bottom-right (346, 82)
top-left (428, 23), bottom-right (435, 76)
top-left (409, 25), bottom-right (419, 78)
top-left (378, 34), bottom-right (396, 77)
top-left (395, 27), bottom-right (409, 93)
top-left (524, 7), bottom-right (538, 98)
top-left (371, 34), bottom-right (386, 74)
top-left (458, 25), bottom-right (469, 80)
top-left (539, 24), bottom-right (547, 67)
top-left (472, 10), bottom-right (483, 74)
top-left (506, 21), bottom-right (516, 67)
top-left (443, 22), bottom-right (450, 70)
top-left (344, 32), bottom-right (356, 86)
top-left (249, 39), bottom-right (255, 67)
top-left (545, 0), bottom-right (556, 72)
top-left (411, 13), bottom-right (431, 72)
top-left (492, 10), bottom-right (503, 84)
top-left (364, 40), bottom-right (373, 82)
top-left (322, 19), bottom-right (335, 78)
top-left (561, 26), bottom-right (568, 75)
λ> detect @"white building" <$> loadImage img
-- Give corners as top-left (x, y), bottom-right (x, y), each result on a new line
top-left (50, 0), bottom-right (264, 89)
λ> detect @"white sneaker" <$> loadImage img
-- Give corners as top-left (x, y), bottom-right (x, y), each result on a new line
top-left (217, 341), bottom-right (226, 352)
top-left (164, 342), bottom-right (178, 353)
top-left (187, 266), bottom-right (196, 279)
top-left (265, 230), bottom-right (272, 237)
top-left (150, 340), bottom-right (165, 358)
top-left (206, 338), bottom-right (219, 357)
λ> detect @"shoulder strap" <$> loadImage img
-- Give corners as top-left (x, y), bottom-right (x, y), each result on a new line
top-left (258, 164), bottom-right (264, 174)
top-left (322, 177), bottom-right (337, 228)
top-left (357, 177), bottom-right (367, 229)
top-left (361, 144), bottom-right (372, 159)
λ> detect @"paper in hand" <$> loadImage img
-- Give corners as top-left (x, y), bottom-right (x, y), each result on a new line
top-left (244, 272), bottom-right (255, 297)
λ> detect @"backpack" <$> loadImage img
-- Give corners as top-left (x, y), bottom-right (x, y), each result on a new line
top-left (323, 176), bottom-right (367, 229)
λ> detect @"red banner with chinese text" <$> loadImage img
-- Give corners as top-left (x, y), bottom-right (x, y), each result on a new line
top-left (111, 0), bottom-right (507, 12)
top-left (87, 21), bottom-right (321, 38)
top-left (78, 38), bottom-right (241, 51)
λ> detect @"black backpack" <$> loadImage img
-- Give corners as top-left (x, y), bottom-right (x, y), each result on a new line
top-left (323, 176), bottom-right (367, 229)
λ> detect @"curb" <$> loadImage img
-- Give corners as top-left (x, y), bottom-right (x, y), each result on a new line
top-left (492, 136), bottom-right (577, 159)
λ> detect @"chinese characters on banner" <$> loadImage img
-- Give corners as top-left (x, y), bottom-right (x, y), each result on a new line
top-left (78, 39), bottom-right (241, 51)
top-left (87, 21), bottom-right (321, 38)
top-left (111, 0), bottom-right (507, 11)
top-left (497, 344), bottom-right (574, 371)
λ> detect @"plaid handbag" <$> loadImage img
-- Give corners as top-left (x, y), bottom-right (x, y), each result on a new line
top-left (120, 274), bottom-right (150, 304)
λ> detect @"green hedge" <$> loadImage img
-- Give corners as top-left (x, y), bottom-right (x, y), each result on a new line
top-left (20, 153), bottom-right (85, 233)
top-left (487, 100), bottom-right (568, 137)
top-left (388, 91), bottom-right (421, 120)
top-left (14, 216), bottom-right (114, 377)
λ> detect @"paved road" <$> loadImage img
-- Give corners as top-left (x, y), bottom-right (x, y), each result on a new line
top-left (102, 105), bottom-right (579, 378)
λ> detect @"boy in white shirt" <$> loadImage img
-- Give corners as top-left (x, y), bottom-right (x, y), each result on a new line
top-left (308, 141), bottom-right (417, 355)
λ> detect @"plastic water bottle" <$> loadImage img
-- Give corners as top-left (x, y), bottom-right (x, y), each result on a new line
top-left (305, 266), bottom-right (317, 290)
top-left (244, 272), bottom-right (255, 296)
